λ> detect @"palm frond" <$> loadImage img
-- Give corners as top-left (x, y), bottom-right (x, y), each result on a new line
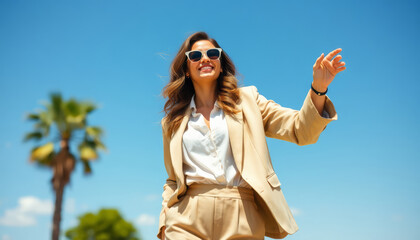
top-left (34, 121), bottom-right (51, 137)
top-left (64, 99), bottom-right (81, 117)
top-left (23, 131), bottom-right (43, 142)
top-left (26, 113), bottom-right (40, 121)
top-left (81, 160), bottom-right (92, 175)
top-left (32, 108), bottom-right (54, 137)
top-left (79, 146), bottom-right (98, 161)
top-left (93, 139), bottom-right (107, 152)
top-left (50, 93), bottom-right (67, 133)
top-left (50, 93), bottom-right (64, 120)
top-left (85, 126), bottom-right (103, 140)
top-left (66, 116), bottom-right (85, 130)
top-left (37, 152), bottom-right (55, 167)
top-left (80, 101), bottom-right (96, 114)
top-left (30, 142), bottom-right (55, 164)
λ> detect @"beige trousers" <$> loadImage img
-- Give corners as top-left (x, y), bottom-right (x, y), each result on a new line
top-left (165, 184), bottom-right (265, 240)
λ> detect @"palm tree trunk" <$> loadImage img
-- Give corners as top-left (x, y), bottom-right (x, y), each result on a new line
top-left (51, 140), bottom-right (74, 240)
top-left (52, 181), bottom-right (65, 240)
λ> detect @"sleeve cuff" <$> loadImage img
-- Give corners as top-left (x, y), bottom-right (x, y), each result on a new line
top-left (306, 90), bottom-right (338, 122)
top-left (322, 94), bottom-right (338, 120)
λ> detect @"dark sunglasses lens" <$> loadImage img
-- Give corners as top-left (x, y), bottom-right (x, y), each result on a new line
top-left (189, 51), bottom-right (202, 62)
top-left (207, 49), bottom-right (220, 60)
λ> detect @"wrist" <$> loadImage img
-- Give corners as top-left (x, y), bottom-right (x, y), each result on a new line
top-left (311, 83), bottom-right (328, 96)
top-left (311, 81), bottom-right (328, 92)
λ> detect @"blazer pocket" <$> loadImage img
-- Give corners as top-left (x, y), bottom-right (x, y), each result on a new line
top-left (267, 172), bottom-right (281, 188)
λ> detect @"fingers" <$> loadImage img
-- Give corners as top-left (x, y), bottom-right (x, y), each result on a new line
top-left (314, 49), bottom-right (347, 74)
top-left (332, 53), bottom-right (345, 68)
top-left (313, 53), bottom-right (324, 70)
top-left (333, 60), bottom-right (345, 68)
top-left (335, 66), bottom-right (346, 73)
top-left (322, 57), bottom-right (336, 74)
top-left (325, 48), bottom-right (342, 61)
top-left (333, 58), bottom-right (346, 71)
top-left (331, 55), bottom-right (342, 65)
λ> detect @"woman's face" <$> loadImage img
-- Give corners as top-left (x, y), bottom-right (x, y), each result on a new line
top-left (187, 40), bottom-right (222, 85)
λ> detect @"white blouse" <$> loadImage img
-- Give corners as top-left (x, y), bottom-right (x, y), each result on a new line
top-left (182, 95), bottom-right (251, 188)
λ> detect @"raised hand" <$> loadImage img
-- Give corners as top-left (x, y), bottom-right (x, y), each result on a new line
top-left (312, 48), bottom-right (346, 92)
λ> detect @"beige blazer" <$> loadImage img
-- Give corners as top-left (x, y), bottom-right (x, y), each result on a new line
top-left (158, 86), bottom-right (337, 239)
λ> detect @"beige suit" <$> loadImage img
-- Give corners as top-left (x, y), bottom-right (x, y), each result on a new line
top-left (158, 86), bottom-right (337, 239)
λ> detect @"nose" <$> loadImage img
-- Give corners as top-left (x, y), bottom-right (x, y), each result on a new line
top-left (200, 52), bottom-right (211, 62)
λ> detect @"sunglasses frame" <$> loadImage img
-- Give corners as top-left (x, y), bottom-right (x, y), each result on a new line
top-left (185, 48), bottom-right (223, 62)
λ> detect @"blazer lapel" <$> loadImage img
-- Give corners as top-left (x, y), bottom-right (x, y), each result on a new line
top-left (169, 108), bottom-right (192, 185)
top-left (226, 104), bottom-right (244, 173)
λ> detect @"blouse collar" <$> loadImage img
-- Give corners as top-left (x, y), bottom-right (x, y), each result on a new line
top-left (189, 95), bottom-right (220, 116)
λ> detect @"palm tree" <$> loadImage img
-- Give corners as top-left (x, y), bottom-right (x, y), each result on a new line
top-left (24, 93), bottom-right (106, 240)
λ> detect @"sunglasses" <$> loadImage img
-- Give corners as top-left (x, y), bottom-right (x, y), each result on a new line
top-left (185, 48), bottom-right (223, 62)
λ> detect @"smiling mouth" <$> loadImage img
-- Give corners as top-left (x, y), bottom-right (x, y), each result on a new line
top-left (199, 66), bottom-right (213, 72)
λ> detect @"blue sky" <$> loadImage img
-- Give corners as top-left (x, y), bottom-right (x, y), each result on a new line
top-left (1, 0), bottom-right (419, 239)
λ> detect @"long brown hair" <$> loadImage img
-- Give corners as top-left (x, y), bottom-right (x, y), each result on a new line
top-left (162, 32), bottom-right (241, 137)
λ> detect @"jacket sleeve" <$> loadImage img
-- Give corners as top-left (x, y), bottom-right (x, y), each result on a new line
top-left (157, 118), bottom-right (177, 239)
top-left (251, 85), bottom-right (338, 145)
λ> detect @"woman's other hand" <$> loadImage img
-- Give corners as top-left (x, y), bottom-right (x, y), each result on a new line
top-left (312, 48), bottom-right (346, 91)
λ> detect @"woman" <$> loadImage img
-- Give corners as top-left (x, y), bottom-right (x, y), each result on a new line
top-left (158, 32), bottom-right (345, 239)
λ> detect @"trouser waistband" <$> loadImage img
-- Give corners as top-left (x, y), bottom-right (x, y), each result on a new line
top-left (186, 184), bottom-right (255, 201)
